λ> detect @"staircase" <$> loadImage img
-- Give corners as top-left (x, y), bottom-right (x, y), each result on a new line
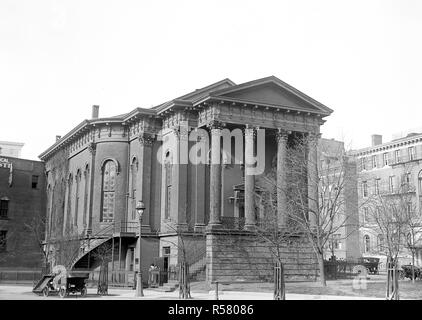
top-left (68, 222), bottom-right (138, 270)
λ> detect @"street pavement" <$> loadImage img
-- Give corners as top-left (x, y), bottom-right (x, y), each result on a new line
top-left (0, 284), bottom-right (383, 300)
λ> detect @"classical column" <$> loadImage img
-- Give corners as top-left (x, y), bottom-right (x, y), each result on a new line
top-left (244, 125), bottom-right (256, 230)
top-left (307, 132), bottom-right (320, 227)
top-left (87, 142), bottom-right (96, 235)
top-left (194, 135), bottom-right (206, 232)
top-left (276, 129), bottom-right (289, 227)
top-left (138, 132), bottom-right (155, 232)
top-left (208, 122), bottom-right (222, 228)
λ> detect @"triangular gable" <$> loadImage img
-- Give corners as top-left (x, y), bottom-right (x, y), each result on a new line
top-left (212, 76), bottom-right (332, 115)
top-left (177, 78), bottom-right (236, 102)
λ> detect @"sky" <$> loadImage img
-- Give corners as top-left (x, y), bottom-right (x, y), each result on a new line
top-left (1, 0), bottom-right (421, 160)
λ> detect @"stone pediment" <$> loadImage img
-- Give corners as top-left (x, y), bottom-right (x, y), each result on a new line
top-left (211, 76), bottom-right (332, 115)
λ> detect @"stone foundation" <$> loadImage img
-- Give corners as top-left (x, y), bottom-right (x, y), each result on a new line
top-left (206, 230), bottom-right (318, 283)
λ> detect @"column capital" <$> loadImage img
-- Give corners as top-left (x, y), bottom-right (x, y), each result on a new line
top-left (275, 129), bottom-right (290, 142)
top-left (307, 131), bottom-right (322, 140)
top-left (138, 132), bottom-right (155, 146)
top-left (87, 142), bottom-right (96, 155)
top-left (207, 120), bottom-right (225, 132)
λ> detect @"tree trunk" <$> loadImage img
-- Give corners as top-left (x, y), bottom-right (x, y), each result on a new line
top-left (317, 252), bottom-right (326, 287)
top-left (412, 252), bottom-right (415, 283)
top-left (274, 260), bottom-right (286, 300)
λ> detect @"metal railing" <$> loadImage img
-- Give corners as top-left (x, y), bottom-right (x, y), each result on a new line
top-left (67, 221), bottom-right (139, 269)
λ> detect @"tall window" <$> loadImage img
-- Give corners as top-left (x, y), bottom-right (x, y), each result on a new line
top-left (31, 175), bottom-right (39, 189)
top-left (395, 150), bottom-right (401, 163)
top-left (389, 176), bottom-right (395, 193)
top-left (363, 207), bottom-right (369, 224)
top-left (0, 199), bottom-right (9, 218)
top-left (101, 160), bottom-right (117, 222)
top-left (362, 181), bottom-right (368, 198)
top-left (361, 157), bottom-right (366, 171)
top-left (331, 234), bottom-right (342, 250)
top-left (374, 179), bottom-right (380, 195)
top-left (131, 158), bottom-right (138, 220)
top-left (0, 230), bottom-right (6, 252)
top-left (372, 155), bottom-right (377, 168)
top-left (409, 146), bottom-right (416, 161)
top-left (364, 235), bottom-right (371, 253)
top-left (383, 153), bottom-right (388, 166)
top-left (75, 170), bottom-right (81, 226)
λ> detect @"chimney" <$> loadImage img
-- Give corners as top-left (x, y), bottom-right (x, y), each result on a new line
top-left (56, 135), bottom-right (61, 142)
top-left (371, 134), bottom-right (382, 147)
top-left (92, 105), bottom-right (99, 119)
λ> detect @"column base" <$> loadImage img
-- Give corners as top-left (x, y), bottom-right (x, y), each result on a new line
top-left (206, 223), bottom-right (223, 231)
top-left (176, 223), bottom-right (189, 232)
top-left (194, 224), bottom-right (206, 233)
top-left (244, 224), bottom-right (257, 232)
top-left (141, 225), bottom-right (151, 233)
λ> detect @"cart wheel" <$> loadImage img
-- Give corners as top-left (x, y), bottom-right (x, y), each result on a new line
top-left (42, 287), bottom-right (49, 297)
top-left (59, 287), bottom-right (66, 299)
top-left (81, 286), bottom-right (87, 297)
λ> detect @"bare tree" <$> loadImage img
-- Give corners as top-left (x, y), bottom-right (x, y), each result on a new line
top-left (366, 185), bottom-right (412, 299)
top-left (274, 135), bottom-right (359, 287)
top-left (161, 220), bottom-right (205, 299)
top-left (253, 176), bottom-right (303, 300)
top-left (23, 214), bottom-right (50, 273)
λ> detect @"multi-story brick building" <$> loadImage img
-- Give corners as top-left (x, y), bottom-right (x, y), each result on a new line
top-left (319, 138), bottom-right (360, 261)
top-left (352, 133), bottom-right (422, 266)
top-left (39, 76), bottom-right (333, 284)
top-left (0, 156), bottom-right (46, 269)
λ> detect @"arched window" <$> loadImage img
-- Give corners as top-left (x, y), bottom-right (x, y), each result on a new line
top-left (131, 157), bottom-right (138, 220)
top-left (364, 235), bottom-right (371, 253)
top-left (75, 170), bottom-right (81, 226)
top-left (165, 151), bottom-right (172, 219)
top-left (101, 160), bottom-right (117, 222)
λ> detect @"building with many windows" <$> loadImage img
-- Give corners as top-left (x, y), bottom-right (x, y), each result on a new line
top-left (39, 76), bottom-right (333, 285)
top-left (0, 156), bottom-right (46, 270)
top-left (352, 133), bottom-right (422, 266)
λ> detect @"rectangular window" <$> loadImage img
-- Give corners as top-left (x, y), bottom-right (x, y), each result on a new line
top-left (0, 230), bottom-right (6, 252)
top-left (375, 179), bottom-right (380, 195)
top-left (361, 157), bottom-right (366, 171)
top-left (372, 155), bottom-right (377, 168)
top-left (362, 181), bottom-right (368, 198)
top-left (0, 200), bottom-right (8, 218)
top-left (332, 234), bottom-right (342, 250)
top-left (163, 246), bottom-right (171, 255)
top-left (395, 150), bottom-right (401, 163)
top-left (389, 176), bottom-right (395, 193)
top-left (31, 175), bottom-right (39, 189)
top-left (383, 153), bottom-right (388, 166)
top-left (363, 207), bottom-right (369, 224)
top-left (409, 147), bottom-right (416, 161)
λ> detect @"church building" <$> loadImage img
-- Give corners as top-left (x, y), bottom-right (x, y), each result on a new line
top-left (39, 76), bottom-right (333, 285)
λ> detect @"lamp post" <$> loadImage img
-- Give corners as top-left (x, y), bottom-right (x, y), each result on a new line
top-left (135, 200), bottom-right (145, 297)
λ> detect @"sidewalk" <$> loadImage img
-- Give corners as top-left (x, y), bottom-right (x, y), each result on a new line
top-left (0, 284), bottom-right (383, 300)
